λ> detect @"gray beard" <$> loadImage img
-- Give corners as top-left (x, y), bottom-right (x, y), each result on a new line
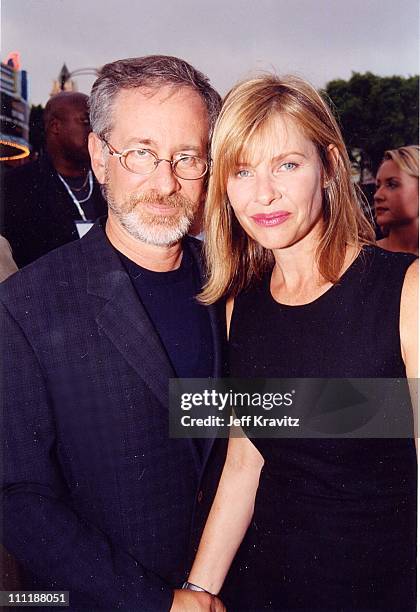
top-left (115, 208), bottom-right (192, 246)
top-left (103, 179), bottom-right (196, 247)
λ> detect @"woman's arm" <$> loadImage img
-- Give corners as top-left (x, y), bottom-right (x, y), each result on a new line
top-left (400, 260), bottom-right (418, 376)
top-left (400, 260), bottom-right (418, 443)
top-left (187, 434), bottom-right (264, 595)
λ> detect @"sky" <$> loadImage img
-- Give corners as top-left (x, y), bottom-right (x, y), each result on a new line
top-left (2, 0), bottom-right (419, 107)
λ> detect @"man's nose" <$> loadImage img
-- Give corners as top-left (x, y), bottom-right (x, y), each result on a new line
top-left (148, 159), bottom-right (181, 196)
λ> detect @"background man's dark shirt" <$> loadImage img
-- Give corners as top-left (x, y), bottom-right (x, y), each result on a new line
top-left (1, 153), bottom-right (107, 268)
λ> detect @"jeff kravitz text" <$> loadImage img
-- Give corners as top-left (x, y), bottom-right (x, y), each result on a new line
top-left (180, 414), bottom-right (300, 427)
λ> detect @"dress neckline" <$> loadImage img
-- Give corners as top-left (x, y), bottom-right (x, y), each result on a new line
top-left (267, 246), bottom-right (369, 309)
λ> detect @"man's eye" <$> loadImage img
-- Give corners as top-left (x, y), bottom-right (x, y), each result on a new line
top-left (177, 156), bottom-right (197, 167)
top-left (134, 149), bottom-right (152, 158)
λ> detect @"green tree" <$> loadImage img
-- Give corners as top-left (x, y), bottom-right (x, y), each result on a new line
top-left (324, 72), bottom-right (419, 178)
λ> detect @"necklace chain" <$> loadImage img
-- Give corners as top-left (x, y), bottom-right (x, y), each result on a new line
top-left (57, 171), bottom-right (94, 221)
top-left (67, 172), bottom-right (90, 192)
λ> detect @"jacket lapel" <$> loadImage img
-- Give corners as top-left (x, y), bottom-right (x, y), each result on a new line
top-left (81, 222), bottom-right (175, 407)
top-left (186, 237), bottom-right (227, 469)
top-left (186, 237), bottom-right (226, 379)
top-left (80, 226), bottom-right (226, 462)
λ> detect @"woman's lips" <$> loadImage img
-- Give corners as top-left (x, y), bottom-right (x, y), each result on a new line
top-left (251, 211), bottom-right (291, 226)
top-left (374, 206), bottom-right (389, 217)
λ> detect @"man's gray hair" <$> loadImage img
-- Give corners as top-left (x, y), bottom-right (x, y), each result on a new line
top-left (89, 55), bottom-right (221, 140)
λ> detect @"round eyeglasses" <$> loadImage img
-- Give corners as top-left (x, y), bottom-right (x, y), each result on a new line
top-left (101, 138), bottom-right (209, 180)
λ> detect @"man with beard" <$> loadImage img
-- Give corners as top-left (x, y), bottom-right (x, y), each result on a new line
top-left (2, 92), bottom-right (107, 268)
top-left (1, 56), bottom-right (225, 611)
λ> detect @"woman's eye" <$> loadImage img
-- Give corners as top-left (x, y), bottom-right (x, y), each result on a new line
top-left (280, 162), bottom-right (297, 171)
top-left (387, 180), bottom-right (399, 189)
top-left (236, 169), bottom-right (252, 178)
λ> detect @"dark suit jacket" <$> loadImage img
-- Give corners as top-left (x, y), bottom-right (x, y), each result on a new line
top-left (0, 223), bottom-right (226, 610)
top-left (1, 153), bottom-right (107, 268)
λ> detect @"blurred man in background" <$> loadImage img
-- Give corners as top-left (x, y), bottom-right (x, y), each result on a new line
top-left (2, 91), bottom-right (107, 268)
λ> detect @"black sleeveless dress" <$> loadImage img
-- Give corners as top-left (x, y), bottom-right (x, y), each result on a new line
top-left (223, 247), bottom-right (417, 612)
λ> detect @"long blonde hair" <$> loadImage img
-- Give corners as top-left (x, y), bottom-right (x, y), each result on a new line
top-left (200, 75), bottom-right (374, 304)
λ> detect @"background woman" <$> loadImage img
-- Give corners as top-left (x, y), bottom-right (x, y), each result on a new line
top-left (187, 75), bottom-right (417, 611)
top-left (374, 145), bottom-right (419, 255)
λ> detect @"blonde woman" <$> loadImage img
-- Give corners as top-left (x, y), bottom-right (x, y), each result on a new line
top-left (374, 145), bottom-right (419, 256)
top-left (186, 76), bottom-right (417, 611)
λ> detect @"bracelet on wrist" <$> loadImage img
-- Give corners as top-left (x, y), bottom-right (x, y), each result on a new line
top-left (182, 581), bottom-right (215, 596)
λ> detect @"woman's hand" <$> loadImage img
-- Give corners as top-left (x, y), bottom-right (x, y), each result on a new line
top-left (170, 589), bottom-right (226, 611)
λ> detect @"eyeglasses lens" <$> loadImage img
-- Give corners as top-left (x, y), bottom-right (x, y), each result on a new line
top-left (125, 150), bottom-right (207, 179)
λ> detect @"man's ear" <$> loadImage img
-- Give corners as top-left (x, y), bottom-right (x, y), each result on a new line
top-left (88, 132), bottom-right (106, 184)
top-left (48, 117), bottom-right (61, 136)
